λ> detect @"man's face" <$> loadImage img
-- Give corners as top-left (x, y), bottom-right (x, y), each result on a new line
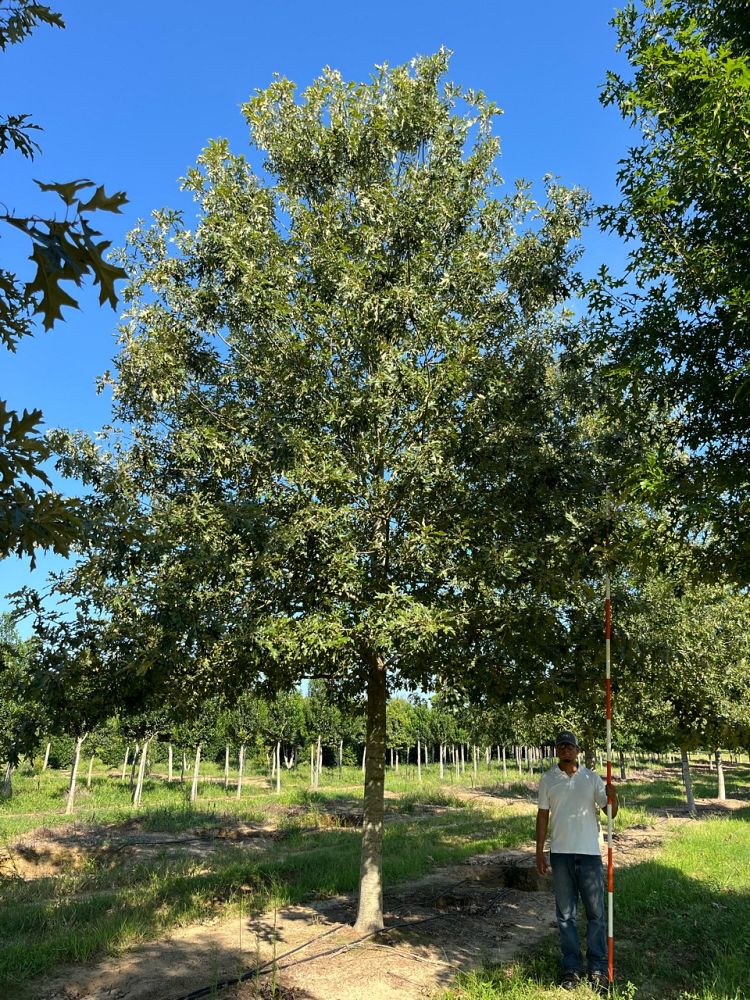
top-left (556, 741), bottom-right (579, 764)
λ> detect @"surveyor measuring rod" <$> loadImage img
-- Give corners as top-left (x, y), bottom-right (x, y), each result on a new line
top-left (605, 572), bottom-right (614, 982)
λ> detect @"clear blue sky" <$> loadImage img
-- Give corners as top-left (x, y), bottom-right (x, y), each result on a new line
top-left (1, 0), bottom-right (633, 621)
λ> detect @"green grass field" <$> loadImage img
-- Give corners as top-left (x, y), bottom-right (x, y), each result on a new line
top-left (1, 756), bottom-right (748, 999)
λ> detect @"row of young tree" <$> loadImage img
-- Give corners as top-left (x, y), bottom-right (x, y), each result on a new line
top-left (2, 1), bottom-right (749, 934)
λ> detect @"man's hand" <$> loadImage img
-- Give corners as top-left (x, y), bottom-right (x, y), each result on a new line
top-left (536, 852), bottom-right (549, 876)
top-left (603, 782), bottom-right (619, 818)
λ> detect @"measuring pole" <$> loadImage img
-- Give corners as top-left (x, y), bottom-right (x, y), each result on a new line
top-left (605, 572), bottom-right (614, 983)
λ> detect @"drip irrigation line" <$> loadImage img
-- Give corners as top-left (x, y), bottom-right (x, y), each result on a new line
top-left (169, 864), bottom-right (523, 1000)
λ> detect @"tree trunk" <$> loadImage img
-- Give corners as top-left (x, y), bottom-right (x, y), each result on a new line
top-left (181, 750), bottom-right (187, 784)
top-left (354, 652), bottom-right (387, 933)
top-left (224, 746), bottom-right (230, 790)
top-left (129, 742), bottom-right (139, 791)
top-left (42, 741), bottom-right (51, 771)
top-left (338, 738), bottom-right (343, 781)
top-left (715, 749), bottom-right (726, 801)
top-left (502, 746), bottom-right (507, 782)
top-left (86, 753), bottom-right (95, 789)
top-left (133, 737), bottom-right (149, 805)
top-left (417, 739), bottom-right (422, 784)
top-left (65, 735), bottom-right (86, 815)
top-left (190, 744), bottom-right (201, 803)
top-left (275, 741), bottom-right (281, 795)
top-left (121, 746), bottom-right (129, 781)
top-left (473, 744), bottom-right (478, 780)
top-left (439, 743), bottom-right (444, 780)
top-left (361, 744), bottom-right (366, 774)
top-left (168, 744), bottom-right (173, 782)
top-left (310, 743), bottom-right (315, 788)
top-left (619, 750), bottom-right (626, 781)
top-left (1, 762), bottom-right (14, 798)
top-left (681, 748), bottom-right (697, 817)
top-left (236, 744), bottom-right (245, 799)
top-left (316, 734), bottom-right (322, 788)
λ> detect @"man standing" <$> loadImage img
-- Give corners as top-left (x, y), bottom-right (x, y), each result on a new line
top-left (536, 731), bottom-right (618, 993)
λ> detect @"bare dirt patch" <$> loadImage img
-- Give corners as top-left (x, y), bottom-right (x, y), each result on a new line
top-left (25, 817), bottom-right (673, 1000)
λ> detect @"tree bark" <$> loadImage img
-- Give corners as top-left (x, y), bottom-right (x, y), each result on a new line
top-left (181, 750), bottom-right (187, 784)
top-left (619, 750), bottom-right (626, 781)
top-left (681, 748), bottom-right (697, 817)
top-left (316, 734), bottom-right (322, 788)
top-left (439, 743), bottom-right (444, 780)
top-left (715, 749), bottom-right (726, 801)
top-left (168, 744), bottom-right (173, 782)
top-left (42, 741), bottom-right (51, 772)
top-left (361, 744), bottom-right (366, 774)
top-left (190, 744), bottom-right (201, 803)
top-left (65, 735), bottom-right (86, 815)
top-left (275, 741), bottom-right (281, 795)
top-left (338, 737), bottom-right (343, 781)
top-left (354, 651), bottom-right (387, 933)
top-left (121, 746), bottom-right (129, 781)
top-left (310, 743), bottom-right (315, 788)
top-left (417, 739), bottom-right (422, 784)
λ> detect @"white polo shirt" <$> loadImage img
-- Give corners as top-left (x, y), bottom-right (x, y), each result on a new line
top-left (538, 765), bottom-right (607, 855)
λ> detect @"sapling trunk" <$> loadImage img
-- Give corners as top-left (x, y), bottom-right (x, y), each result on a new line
top-left (130, 742), bottom-right (139, 790)
top-left (338, 738), bottom-right (343, 780)
top-left (502, 746), bottom-right (507, 782)
top-left (65, 735), bottom-right (86, 815)
top-left (236, 744), bottom-right (245, 798)
top-left (361, 744), bottom-right (366, 774)
top-left (473, 745), bottom-right (478, 780)
top-left (317, 734), bottom-right (322, 787)
top-left (133, 737), bottom-right (149, 805)
top-left (1, 762), bottom-right (13, 798)
top-left (181, 750), bottom-right (186, 784)
top-left (681, 748), bottom-right (697, 817)
top-left (121, 747), bottom-right (129, 781)
top-left (310, 744), bottom-right (315, 788)
top-left (224, 746), bottom-right (230, 790)
top-left (619, 750), bottom-right (626, 781)
top-left (42, 741), bottom-right (51, 771)
top-left (417, 738), bottom-right (422, 784)
top-left (190, 744), bottom-right (201, 803)
top-left (168, 744), bottom-right (173, 781)
top-left (275, 741), bottom-right (281, 795)
top-left (439, 743), bottom-right (444, 780)
top-left (715, 749), bottom-right (726, 801)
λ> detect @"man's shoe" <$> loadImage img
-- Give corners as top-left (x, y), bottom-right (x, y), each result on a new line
top-left (589, 971), bottom-right (610, 994)
top-left (560, 970), bottom-right (581, 990)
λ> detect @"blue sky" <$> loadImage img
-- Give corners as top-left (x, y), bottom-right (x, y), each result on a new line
top-left (1, 0), bottom-right (633, 620)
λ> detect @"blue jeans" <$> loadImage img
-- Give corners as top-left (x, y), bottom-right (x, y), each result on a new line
top-left (550, 853), bottom-right (606, 975)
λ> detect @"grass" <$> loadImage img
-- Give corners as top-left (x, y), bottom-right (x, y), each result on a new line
top-left (0, 765), bottom-right (538, 995)
top-left (441, 802), bottom-right (750, 1000)
top-left (2, 758), bottom-right (749, 998)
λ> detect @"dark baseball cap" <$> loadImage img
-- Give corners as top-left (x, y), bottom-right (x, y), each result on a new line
top-left (554, 731), bottom-right (579, 748)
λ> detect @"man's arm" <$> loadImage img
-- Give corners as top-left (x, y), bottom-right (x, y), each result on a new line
top-left (535, 809), bottom-right (550, 875)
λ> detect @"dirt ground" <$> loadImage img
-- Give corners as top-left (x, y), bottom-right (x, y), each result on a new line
top-left (11, 784), bottom-right (746, 1000)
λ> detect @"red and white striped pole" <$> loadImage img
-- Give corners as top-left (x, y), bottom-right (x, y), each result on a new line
top-left (605, 572), bottom-right (614, 983)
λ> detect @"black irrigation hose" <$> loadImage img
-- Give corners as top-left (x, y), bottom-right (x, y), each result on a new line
top-left (169, 863), bottom-right (524, 1000)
